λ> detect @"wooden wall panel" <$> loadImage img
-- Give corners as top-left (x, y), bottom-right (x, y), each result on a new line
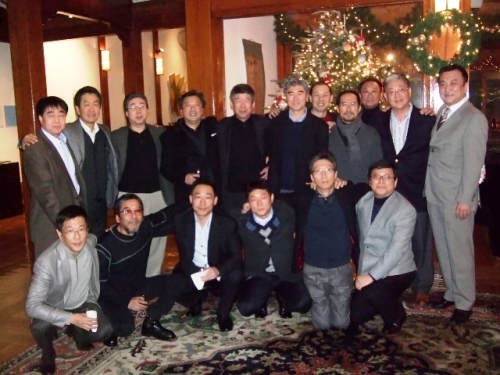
top-left (98, 36), bottom-right (111, 126)
top-left (122, 27), bottom-right (145, 96)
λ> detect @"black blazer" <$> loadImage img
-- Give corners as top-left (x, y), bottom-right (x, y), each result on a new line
top-left (295, 182), bottom-right (360, 268)
top-left (371, 107), bottom-right (435, 212)
top-left (160, 117), bottom-right (221, 207)
top-left (216, 114), bottom-right (269, 193)
top-left (267, 111), bottom-right (328, 195)
top-left (172, 208), bottom-right (243, 277)
top-left (231, 199), bottom-right (300, 282)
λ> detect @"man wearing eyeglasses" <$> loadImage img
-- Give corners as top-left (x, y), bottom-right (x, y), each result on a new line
top-left (344, 160), bottom-right (416, 345)
top-left (328, 90), bottom-right (382, 198)
top-left (97, 194), bottom-right (184, 346)
top-left (369, 74), bottom-right (435, 306)
top-left (295, 152), bottom-right (358, 330)
top-left (111, 92), bottom-right (174, 277)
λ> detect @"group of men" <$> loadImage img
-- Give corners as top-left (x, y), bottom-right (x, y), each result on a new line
top-left (22, 63), bottom-right (487, 374)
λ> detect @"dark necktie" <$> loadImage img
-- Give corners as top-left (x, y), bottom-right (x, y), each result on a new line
top-left (436, 107), bottom-right (450, 131)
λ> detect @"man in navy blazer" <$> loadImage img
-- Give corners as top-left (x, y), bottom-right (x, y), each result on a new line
top-left (370, 73), bottom-right (435, 305)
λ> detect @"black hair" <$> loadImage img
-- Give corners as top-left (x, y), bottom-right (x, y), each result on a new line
top-left (56, 205), bottom-right (89, 231)
top-left (309, 151), bottom-right (337, 173)
top-left (113, 194), bottom-right (144, 216)
top-left (123, 92), bottom-right (149, 112)
top-left (74, 86), bottom-right (102, 108)
top-left (438, 64), bottom-right (468, 83)
top-left (336, 90), bottom-right (361, 106)
top-left (310, 81), bottom-right (333, 95)
top-left (36, 96), bottom-right (68, 117)
top-left (358, 77), bottom-right (383, 92)
top-left (178, 90), bottom-right (206, 109)
top-left (246, 180), bottom-right (273, 197)
top-left (230, 84), bottom-right (255, 102)
top-left (191, 179), bottom-right (217, 196)
top-left (367, 159), bottom-right (398, 180)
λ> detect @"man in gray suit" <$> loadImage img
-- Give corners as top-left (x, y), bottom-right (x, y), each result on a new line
top-left (21, 87), bottom-right (118, 239)
top-left (23, 97), bottom-right (85, 257)
top-left (344, 160), bottom-right (416, 344)
top-left (111, 92), bottom-right (174, 277)
top-left (426, 64), bottom-right (488, 324)
top-left (26, 205), bottom-right (112, 375)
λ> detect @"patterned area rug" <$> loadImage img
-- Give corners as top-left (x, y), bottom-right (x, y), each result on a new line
top-left (1, 293), bottom-right (500, 375)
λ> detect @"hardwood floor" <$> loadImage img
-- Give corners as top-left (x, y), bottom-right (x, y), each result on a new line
top-left (0, 214), bottom-right (499, 364)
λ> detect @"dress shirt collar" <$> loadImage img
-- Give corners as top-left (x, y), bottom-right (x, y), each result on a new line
top-left (252, 208), bottom-right (274, 226)
top-left (79, 118), bottom-right (100, 142)
top-left (446, 96), bottom-right (468, 118)
top-left (288, 108), bottom-right (307, 122)
top-left (42, 128), bottom-right (67, 145)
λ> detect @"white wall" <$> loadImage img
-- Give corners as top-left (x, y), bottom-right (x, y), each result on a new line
top-left (223, 16), bottom-right (278, 117)
top-left (44, 37), bottom-right (102, 124)
top-left (0, 43), bottom-right (20, 164)
top-left (159, 27), bottom-right (188, 124)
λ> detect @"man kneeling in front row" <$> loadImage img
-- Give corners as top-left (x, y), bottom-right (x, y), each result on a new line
top-left (26, 206), bottom-right (112, 375)
top-left (231, 180), bottom-right (312, 319)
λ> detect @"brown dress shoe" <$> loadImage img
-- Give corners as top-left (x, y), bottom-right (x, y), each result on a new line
top-left (414, 292), bottom-right (430, 306)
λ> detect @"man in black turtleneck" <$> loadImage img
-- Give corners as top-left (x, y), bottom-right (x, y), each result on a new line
top-left (328, 90), bottom-right (382, 197)
top-left (359, 77), bottom-right (384, 126)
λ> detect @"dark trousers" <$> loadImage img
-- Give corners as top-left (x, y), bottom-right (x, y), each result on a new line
top-left (30, 302), bottom-right (112, 363)
top-left (222, 191), bottom-right (247, 215)
top-left (350, 271), bottom-right (416, 326)
top-left (411, 211), bottom-right (434, 294)
top-left (237, 273), bottom-right (312, 316)
top-left (87, 198), bottom-right (108, 239)
top-left (175, 267), bottom-right (244, 318)
top-left (99, 273), bottom-right (187, 337)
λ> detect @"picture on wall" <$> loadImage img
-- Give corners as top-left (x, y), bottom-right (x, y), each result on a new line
top-left (4, 106), bottom-right (17, 127)
top-left (243, 39), bottom-right (265, 114)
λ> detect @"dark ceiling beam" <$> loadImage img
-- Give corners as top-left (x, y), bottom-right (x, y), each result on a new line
top-left (43, 21), bottom-right (115, 42)
top-left (132, 0), bottom-right (186, 30)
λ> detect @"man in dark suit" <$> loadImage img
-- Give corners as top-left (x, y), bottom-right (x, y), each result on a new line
top-left (160, 90), bottom-right (220, 208)
top-left (111, 92), bottom-right (174, 277)
top-left (267, 77), bottom-right (329, 211)
top-left (425, 64), bottom-right (488, 324)
top-left (370, 73), bottom-right (435, 305)
top-left (217, 84), bottom-right (269, 213)
top-left (296, 152), bottom-right (358, 330)
top-left (345, 160), bottom-right (417, 344)
top-left (173, 180), bottom-right (243, 331)
top-left (231, 180), bottom-right (311, 319)
top-left (20, 87), bottom-right (118, 239)
top-left (23, 96), bottom-right (85, 257)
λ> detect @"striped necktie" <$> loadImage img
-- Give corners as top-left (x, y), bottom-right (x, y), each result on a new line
top-left (436, 107), bottom-right (450, 131)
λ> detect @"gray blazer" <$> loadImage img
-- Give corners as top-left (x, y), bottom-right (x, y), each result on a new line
top-left (64, 120), bottom-right (119, 208)
top-left (111, 125), bottom-right (175, 205)
top-left (22, 131), bottom-right (85, 256)
top-left (25, 235), bottom-right (100, 327)
top-left (425, 100), bottom-right (488, 211)
top-left (356, 191), bottom-right (417, 280)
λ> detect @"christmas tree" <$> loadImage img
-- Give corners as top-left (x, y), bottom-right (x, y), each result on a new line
top-left (293, 10), bottom-right (392, 93)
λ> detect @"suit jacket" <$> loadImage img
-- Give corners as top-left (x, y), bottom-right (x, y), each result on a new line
top-left (370, 107), bottom-right (435, 211)
top-left (173, 208), bottom-right (242, 277)
top-left (111, 125), bottom-right (175, 205)
top-left (425, 100), bottom-right (488, 211)
top-left (267, 111), bottom-right (329, 195)
top-left (217, 114), bottom-right (269, 196)
top-left (356, 191), bottom-right (417, 280)
top-left (295, 182), bottom-right (360, 268)
top-left (23, 131), bottom-right (85, 254)
top-left (231, 199), bottom-right (300, 282)
top-left (64, 119), bottom-right (119, 208)
top-left (25, 235), bottom-right (100, 327)
top-left (160, 117), bottom-right (221, 207)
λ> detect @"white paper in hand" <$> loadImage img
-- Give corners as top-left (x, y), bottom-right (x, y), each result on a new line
top-left (190, 270), bottom-right (206, 290)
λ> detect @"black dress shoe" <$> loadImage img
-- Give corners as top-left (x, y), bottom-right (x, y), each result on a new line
top-left (142, 317), bottom-right (177, 341)
top-left (103, 334), bottom-right (118, 347)
top-left (449, 308), bottom-right (472, 325)
top-left (254, 306), bottom-right (268, 319)
top-left (430, 298), bottom-right (454, 309)
top-left (382, 311), bottom-right (407, 335)
top-left (39, 359), bottom-right (56, 375)
top-left (217, 314), bottom-right (233, 332)
top-left (75, 341), bottom-right (95, 351)
top-left (342, 323), bottom-right (359, 346)
top-left (186, 302), bottom-right (202, 317)
top-left (277, 300), bottom-right (292, 319)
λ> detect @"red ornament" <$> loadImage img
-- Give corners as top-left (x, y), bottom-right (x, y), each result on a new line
top-left (358, 36), bottom-right (365, 46)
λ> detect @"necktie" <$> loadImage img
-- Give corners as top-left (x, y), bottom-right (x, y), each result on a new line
top-left (436, 107), bottom-right (450, 131)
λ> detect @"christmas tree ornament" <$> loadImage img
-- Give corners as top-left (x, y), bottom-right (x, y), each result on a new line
top-left (358, 54), bottom-right (367, 63)
top-left (343, 43), bottom-right (352, 51)
top-left (358, 36), bottom-right (365, 46)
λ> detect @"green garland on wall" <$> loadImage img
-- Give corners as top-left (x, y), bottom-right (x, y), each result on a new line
top-left (407, 10), bottom-right (481, 76)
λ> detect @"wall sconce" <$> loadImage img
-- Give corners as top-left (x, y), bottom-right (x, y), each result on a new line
top-left (435, 0), bottom-right (460, 12)
top-left (155, 48), bottom-right (164, 76)
top-left (101, 50), bottom-right (110, 71)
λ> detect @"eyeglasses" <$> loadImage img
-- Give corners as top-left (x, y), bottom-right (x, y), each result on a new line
top-left (371, 174), bottom-right (395, 182)
top-left (387, 87), bottom-right (409, 96)
top-left (312, 167), bottom-right (335, 175)
top-left (127, 104), bottom-right (147, 111)
top-left (120, 208), bottom-right (144, 216)
top-left (62, 228), bottom-right (88, 236)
